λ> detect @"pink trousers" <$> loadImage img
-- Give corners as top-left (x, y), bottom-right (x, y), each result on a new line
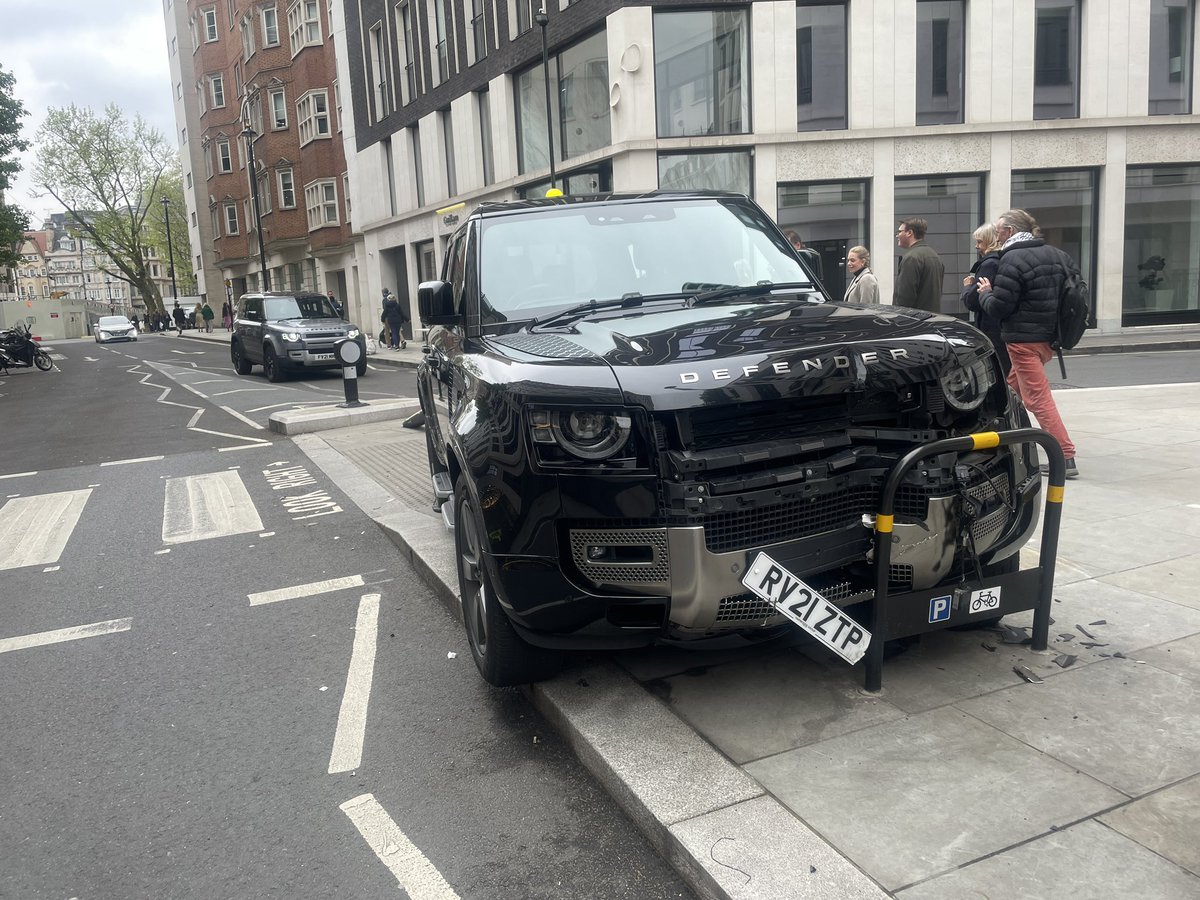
top-left (1006, 341), bottom-right (1075, 460)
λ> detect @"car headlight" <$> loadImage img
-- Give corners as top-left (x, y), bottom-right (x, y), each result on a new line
top-left (529, 408), bottom-right (633, 461)
top-left (940, 358), bottom-right (995, 412)
top-left (281, 332), bottom-right (301, 343)
top-left (346, 329), bottom-right (361, 339)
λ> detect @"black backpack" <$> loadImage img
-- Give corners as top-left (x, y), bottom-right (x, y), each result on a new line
top-left (1051, 248), bottom-right (1090, 377)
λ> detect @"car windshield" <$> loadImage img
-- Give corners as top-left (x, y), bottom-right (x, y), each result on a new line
top-left (477, 197), bottom-right (814, 323)
top-left (99, 316), bottom-right (131, 326)
top-left (263, 296), bottom-right (337, 320)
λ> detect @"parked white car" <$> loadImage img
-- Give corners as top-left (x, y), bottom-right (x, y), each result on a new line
top-left (94, 316), bottom-right (138, 343)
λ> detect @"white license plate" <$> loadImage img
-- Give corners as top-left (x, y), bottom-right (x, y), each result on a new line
top-left (313, 353), bottom-right (334, 361)
top-left (741, 551), bottom-right (871, 664)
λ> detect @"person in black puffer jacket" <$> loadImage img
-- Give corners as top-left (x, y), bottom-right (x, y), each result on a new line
top-left (960, 222), bottom-right (1010, 377)
top-left (976, 208), bottom-right (1078, 478)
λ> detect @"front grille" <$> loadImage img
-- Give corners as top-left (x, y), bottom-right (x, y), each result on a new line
top-left (703, 484), bottom-right (929, 554)
top-left (715, 593), bottom-right (780, 623)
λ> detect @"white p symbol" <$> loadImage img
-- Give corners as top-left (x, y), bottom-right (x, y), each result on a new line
top-left (930, 596), bottom-right (950, 622)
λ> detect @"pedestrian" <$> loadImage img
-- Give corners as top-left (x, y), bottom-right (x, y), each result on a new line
top-left (172, 302), bottom-right (186, 334)
top-left (976, 208), bottom-right (1078, 478)
top-left (383, 290), bottom-right (406, 350)
top-left (783, 229), bottom-right (824, 282)
top-left (843, 246), bottom-right (879, 304)
top-left (129, 313), bottom-right (139, 332)
top-left (222, 300), bottom-right (233, 331)
top-left (192, 302), bottom-right (203, 330)
top-left (894, 217), bottom-right (945, 313)
top-left (960, 223), bottom-right (1011, 378)
top-left (327, 290), bottom-right (343, 318)
top-left (201, 300), bottom-right (215, 333)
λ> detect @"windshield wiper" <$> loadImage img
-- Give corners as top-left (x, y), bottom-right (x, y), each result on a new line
top-left (690, 280), bottom-right (816, 307)
top-left (530, 293), bottom-right (650, 329)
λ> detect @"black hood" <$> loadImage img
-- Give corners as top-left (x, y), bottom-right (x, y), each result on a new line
top-left (547, 300), bottom-right (990, 411)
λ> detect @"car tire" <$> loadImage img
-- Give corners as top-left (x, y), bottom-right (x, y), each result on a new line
top-left (454, 472), bottom-right (562, 687)
top-left (263, 346), bottom-right (286, 383)
top-left (231, 341), bottom-right (253, 376)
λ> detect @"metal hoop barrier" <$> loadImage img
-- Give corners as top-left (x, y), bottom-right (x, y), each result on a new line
top-left (865, 427), bottom-right (1067, 692)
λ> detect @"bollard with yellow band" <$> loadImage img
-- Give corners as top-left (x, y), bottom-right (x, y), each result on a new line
top-left (864, 427), bottom-right (1067, 692)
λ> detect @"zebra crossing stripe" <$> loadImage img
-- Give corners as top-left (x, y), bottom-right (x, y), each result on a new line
top-left (0, 618), bottom-right (132, 655)
top-left (0, 489), bottom-right (92, 571)
top-left (162, 470), bottom-right (264, 544)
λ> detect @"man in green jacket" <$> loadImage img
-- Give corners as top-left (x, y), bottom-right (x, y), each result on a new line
top-left (895, 217), bottom-right (945, 313)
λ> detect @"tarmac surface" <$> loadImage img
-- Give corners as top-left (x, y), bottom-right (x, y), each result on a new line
top-left (174, 323), bottom-right (1200, 898)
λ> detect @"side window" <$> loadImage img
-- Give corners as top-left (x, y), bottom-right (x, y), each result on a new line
top-left (245, 298), bottom-right (263, 321)
top-left (447, 228), bottom-right (470, 315)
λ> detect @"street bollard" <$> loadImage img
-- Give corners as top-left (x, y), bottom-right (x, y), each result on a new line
top-left (334, 338), bottom-right (367, 409)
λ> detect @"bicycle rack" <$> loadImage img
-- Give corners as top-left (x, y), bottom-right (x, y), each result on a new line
top-left (864, 427), bottom-right (1067, 692)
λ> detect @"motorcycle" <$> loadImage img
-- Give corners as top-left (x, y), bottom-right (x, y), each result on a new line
top-left (0, 323), bottom-right (54, 374)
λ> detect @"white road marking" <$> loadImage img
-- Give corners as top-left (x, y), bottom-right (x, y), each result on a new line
top-left (258, 531), bottom-right (275, 537)
top-left (155, 548), bottom-right (171, 555)
top-left (192, 379), bottom-right (232, 385)
top-left (162, 470), bottom-right (264, 544)
top-left (43, 566), bottom-right (60, 572)
top-left (246, 401), bottom-right (332, 412)
top-left (213, 387), bottom-right (276, 396)
top-left (84, 356), bottom-right (99, 361)
top-left (218, 443), bottom-right (274, 452)
top-left (169, 350), bottom-right (206, 355)
top-left (0, 489), bottom-right (92, 571)
top-left (340, 794), bottom-right (461, 900)
top-left (0, 618), bottom-right (132, 656)
top-left (188, 409), bottom-right (204, 427)
top-left (0, 471), bottom-right (37, 480)
top-left (328, 593), bottom-right (381, 774)
top-left (100, 455), bottom-right (165, 467)
top-left (248, 574), bottom-right (365, 606)
top-left (190, 425), bottom-right (269, 442)
top-left (219, 405), bottom-right (266, 430)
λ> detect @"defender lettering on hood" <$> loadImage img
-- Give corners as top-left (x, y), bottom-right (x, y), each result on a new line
top-left (679, 348), bottom-right (910, 384)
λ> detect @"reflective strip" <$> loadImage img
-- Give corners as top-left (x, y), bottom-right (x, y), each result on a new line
top-left (1047, 485), bottom-right (1065, 503)
top-left (875, 514), bottom-right (894, 533)
top-left (971, 431), bottom-right (1001, 449)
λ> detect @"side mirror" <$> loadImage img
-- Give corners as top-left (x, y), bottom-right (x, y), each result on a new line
top-left (418, 281), bottom-right (458, 325)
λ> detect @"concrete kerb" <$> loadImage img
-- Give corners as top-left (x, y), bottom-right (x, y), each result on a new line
top-left (293, 426), bottom-right (891, 900)
top-left (268, 398), bottom-right (421, 435)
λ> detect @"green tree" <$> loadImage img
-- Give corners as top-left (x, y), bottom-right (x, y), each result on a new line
top-left (0, 65), bottom-right (31, 281)
top-left (32, 104), bottom-right (175, 315)
top-left (146, 160), bottom-right (195, 300)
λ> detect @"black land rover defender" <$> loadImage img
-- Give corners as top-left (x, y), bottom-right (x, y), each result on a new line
top-left (231, 291), bottom-right (367, 381)
top-left (417, 192), bottom-right (1041, 686)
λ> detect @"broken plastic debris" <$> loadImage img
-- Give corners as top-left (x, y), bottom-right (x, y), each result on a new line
top-left (1013, 665), bottom-right (1044, 684)
top-left (1076, 624), bottom-right (1097, 640)
top-left (447, 651), bottom-right (457, 659)
top-left (1000, 625), bottom-right (1033, 644)
top-left (1058, 633), bottom-right (1075, 642)
top-left (1088, 619), bottom-right (1107, 626)
top-left (1053, 654), bottom-right (1078, 668)
top-left (1080, 642), bottom-right (1108, 649)
top-left (981, 641), bottom-right (997, 652)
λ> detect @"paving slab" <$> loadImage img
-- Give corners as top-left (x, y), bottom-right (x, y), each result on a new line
top-left (744, 707), bottom-right (1124, 890)
top-left (1125, 631), bottom-right (1200, 679)
top-left (957, 658), bottom-right (1200, 797)
top-left (653, 647), bottom-right (908, 764)
top-left (668, 795), bottom-right (889, 900)
top-left (896, 819), bottom-right (1200, 899)
top-left (1098, 552), bottom-right (1200, 610)
top-left (1100, 775), bottom-right (1200, 877)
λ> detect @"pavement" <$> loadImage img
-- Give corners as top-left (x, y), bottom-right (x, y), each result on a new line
top-left (178, 322), bottom-right (1200, 898)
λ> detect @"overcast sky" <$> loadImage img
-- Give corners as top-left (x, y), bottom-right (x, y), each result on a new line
top-left (2, 0), bottom-right (175, 226)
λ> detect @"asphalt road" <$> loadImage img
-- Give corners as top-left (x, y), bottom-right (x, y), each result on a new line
top-left (0, 339), bottom-right (694, 900)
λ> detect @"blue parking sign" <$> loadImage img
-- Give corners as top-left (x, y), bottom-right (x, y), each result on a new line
top-left (929, 595), bottom-right (952, 623)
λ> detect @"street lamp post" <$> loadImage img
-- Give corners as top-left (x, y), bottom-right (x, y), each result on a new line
top-left (160, 196), bottom-right (179, 311)
top-left (241, 125), bottom-right (271, 291)
top-left (535, 7), bottom-right (556, 192)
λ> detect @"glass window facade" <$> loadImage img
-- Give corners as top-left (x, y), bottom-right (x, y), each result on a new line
top-left (777, 180), bottom-right (869, 298)
top-left (1148, 0), bottom-right (1195, 115)
top-left (1011, 168), bottom-right (1096, 302)
top-left (796, 1), bottom-right (847, 132)
top-left (916, 0), bottom-right (964, 125)
top-left (516, 30), bottom-right (611, 174)
top-left (1123, 165), bottom-right (1200, 324)
top-left (1034, 0), bottom-right (1080, 120)
top-left (657, 150), bottom-right (752, 195)
top-left (654, 10), bottom-right (750, 137)
top-left (895, 174), bottom-right (984, 314)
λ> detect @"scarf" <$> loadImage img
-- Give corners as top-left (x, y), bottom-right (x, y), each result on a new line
top-left (1002, 231), bottom-right (1035, 250)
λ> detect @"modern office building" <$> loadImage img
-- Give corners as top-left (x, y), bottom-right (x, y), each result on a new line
top-left (164, 0), bottom-right (361, 316)
top-left (332, 0), bottom-right (1198, 335)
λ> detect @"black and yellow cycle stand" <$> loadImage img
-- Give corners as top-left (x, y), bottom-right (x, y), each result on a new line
top-left (864, 428), bottom-right (1066, 693)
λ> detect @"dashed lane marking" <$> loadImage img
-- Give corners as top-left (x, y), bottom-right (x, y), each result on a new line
top-left (247, 574), bottom-right (365, 606)
top-left (328, 593), bottom-right (381, 774)
top-left (0, 618), bottom-right (132, 656)
top-left (340, 793), bottom-right (461, 900)
top-left (0, 472), bottom-right (37, 480)
top-left (100, 455), bottom-right (165, 467)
